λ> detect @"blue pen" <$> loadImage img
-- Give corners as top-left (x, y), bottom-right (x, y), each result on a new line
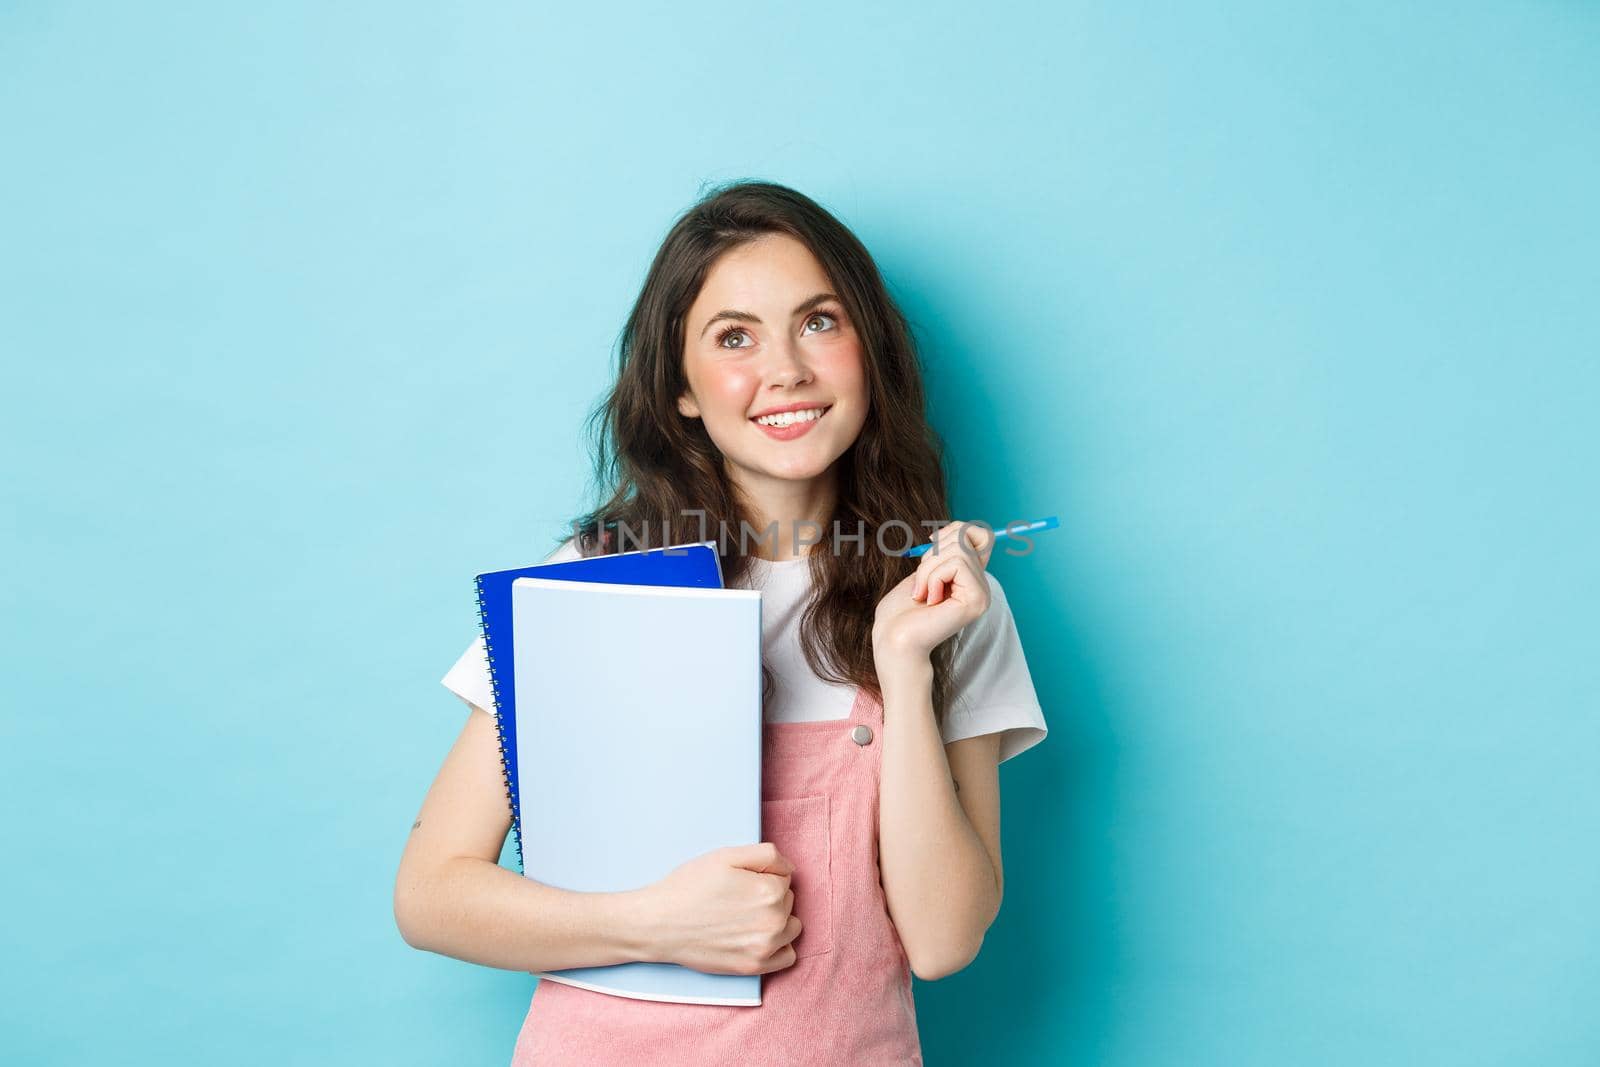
top-left (900, 515), bottom-right (1060, 558)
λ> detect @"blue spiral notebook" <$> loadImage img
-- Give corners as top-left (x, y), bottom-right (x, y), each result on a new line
top-left (473, 540), bottom-right (727, 870)
top-left (474, 539), bottom-right (766, 1005)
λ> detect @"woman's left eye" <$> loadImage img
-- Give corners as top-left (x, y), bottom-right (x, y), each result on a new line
top-left (804, 311), bottom-right (838, 334)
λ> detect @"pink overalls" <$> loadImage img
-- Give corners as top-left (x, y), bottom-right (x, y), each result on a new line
top-left (509, 685), bottom-right (924, 1065)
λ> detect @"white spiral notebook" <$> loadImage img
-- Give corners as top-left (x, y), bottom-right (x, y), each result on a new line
top-left (509, 576), bottom-right (765, 1005)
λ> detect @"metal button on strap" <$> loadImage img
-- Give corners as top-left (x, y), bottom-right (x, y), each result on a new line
top-left (851, 724), bottom-right (874, 746)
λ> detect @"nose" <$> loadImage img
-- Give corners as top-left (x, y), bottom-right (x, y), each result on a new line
top-left (764, 338), bottom-right (813, 389)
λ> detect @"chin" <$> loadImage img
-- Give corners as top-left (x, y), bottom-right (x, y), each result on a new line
top-left (741, 451), bottom-right (835, 483)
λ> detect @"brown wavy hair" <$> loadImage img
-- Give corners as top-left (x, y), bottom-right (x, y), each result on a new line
top-left (555, 179), bottom-right (958, 728)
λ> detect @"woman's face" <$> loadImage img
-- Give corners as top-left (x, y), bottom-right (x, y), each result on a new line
top-left (678, 233), bottom-right (869, 503)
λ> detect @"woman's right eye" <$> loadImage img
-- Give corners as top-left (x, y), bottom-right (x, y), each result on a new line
top-left (716, 326), bottom-right (751, 349)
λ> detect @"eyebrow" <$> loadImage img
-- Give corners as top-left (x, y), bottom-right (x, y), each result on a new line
top-left (698, 292), bottom-right (841, 339)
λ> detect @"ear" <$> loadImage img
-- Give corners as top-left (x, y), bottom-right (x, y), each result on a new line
top-left (677, 390), bottom-right (700, 419)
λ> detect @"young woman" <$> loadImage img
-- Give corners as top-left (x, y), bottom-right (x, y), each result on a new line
top-left (395, 180), bottom-right (1048, 1065)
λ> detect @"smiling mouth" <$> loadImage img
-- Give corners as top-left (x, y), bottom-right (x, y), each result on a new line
top-left (750, 404), bottom-right (832, 428)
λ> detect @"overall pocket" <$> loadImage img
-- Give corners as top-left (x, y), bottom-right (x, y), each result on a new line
top-left (759, 794), bottom-right (834, 958)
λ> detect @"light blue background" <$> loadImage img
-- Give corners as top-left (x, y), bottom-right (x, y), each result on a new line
top-left (3, 3), bottom-right (1596, 1065)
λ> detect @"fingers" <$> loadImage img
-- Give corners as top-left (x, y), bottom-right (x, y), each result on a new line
top-left (912, 521), bottom-right (994, 601)
top-left (723, 841), bottom-right (793, 878)
top-left (924, 550), bottom-right (990, 609)
top-left (954, 520), bottom-right (996, 559)
top-left (913, 526), bottom-right (994, 606)
top-left (757, 915), bottom-right (804, 973)
top-left (927, 519), bottom-right (994, 560)
top-left (921, 554), bottom-right (968, 606)
top-left (927, 555), bottom-right (986, 607)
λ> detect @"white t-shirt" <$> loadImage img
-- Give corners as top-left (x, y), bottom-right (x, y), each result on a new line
top-left (441, 538), bottom-right (1048, 764)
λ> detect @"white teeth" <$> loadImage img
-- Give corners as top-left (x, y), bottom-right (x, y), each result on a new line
top-left (754, 407), bottom-right (827, 427)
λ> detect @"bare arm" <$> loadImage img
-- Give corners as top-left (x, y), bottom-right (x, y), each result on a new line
top-left (392, 704), bottom-right (659, 972)
top-left (875, 655), bottom-right (1005, 982)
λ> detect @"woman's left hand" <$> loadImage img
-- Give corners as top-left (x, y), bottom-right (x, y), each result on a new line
top-left (872, 520), bottom-right (995, 665)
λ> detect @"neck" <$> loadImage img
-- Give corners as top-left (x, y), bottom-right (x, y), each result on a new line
top-left (730, 466), bottom-right (839, 562)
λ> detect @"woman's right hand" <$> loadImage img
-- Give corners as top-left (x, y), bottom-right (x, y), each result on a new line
top-left (638, 842), bottom-right (802, 975)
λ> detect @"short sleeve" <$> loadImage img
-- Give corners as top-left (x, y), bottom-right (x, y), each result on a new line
top-left (440, 536), bottom-right (583, 714)
top-left (939, 571), bottom-right (1049, 764)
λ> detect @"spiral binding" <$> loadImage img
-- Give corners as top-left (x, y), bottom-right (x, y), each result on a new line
top-left (474, 573), bottom-right (526, 873)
